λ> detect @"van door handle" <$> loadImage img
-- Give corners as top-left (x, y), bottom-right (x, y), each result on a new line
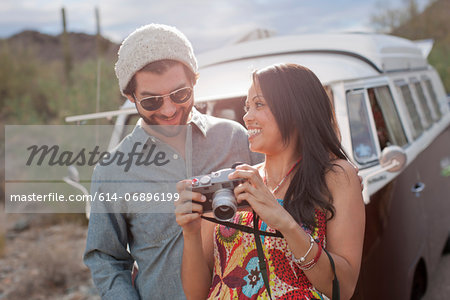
top-left (411, 182), bottom-right (425, 197)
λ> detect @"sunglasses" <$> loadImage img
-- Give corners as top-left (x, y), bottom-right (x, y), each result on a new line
top-left (133, 86), bottom-right (193, 111)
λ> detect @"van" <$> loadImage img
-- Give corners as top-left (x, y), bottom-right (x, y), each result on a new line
top-left (65, 32), bottom-right (450, 299)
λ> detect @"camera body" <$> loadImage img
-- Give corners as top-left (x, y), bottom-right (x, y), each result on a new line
top-left (191, 167), bottom-right (248, 221)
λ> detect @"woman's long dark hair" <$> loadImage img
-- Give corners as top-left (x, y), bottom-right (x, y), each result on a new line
top-left (253, 63), bottom-right (347, 229)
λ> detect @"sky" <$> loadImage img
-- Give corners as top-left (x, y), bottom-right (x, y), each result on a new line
top-left (0, 0), bottom-right (431, 53)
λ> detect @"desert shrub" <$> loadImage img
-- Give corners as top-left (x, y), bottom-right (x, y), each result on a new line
top-left (0, 42), bottom-right (122, 125)
top-left (429, 41), bottom-right (450, 93)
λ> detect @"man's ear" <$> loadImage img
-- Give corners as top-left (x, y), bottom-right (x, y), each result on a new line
top-left (192, 72), bottom-right (199, 86)
top-left (125, 94), bottom-right (136, 103)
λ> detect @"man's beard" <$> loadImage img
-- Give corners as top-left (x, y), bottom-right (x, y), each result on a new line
top-left (138, 102), bottom-right (193, 137)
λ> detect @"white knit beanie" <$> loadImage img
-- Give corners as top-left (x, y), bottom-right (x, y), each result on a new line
top-left (115, 24), bottom-right (198, 96)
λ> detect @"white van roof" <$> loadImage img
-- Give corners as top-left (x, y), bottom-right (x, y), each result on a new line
top-left (194, 33), bottom-right (430, 102)
top-left (198, 33), bottom-right (428, 72)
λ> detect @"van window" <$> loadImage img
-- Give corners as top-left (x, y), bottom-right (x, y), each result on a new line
top-left (368, 86), bottom-right (408, 149)
top-left (412, 80), bottom-right (433, 129)
top-left (423, 78), bottom-right (442, 120)
top-left (396, 83), bottom-right (424, 139)
top-left (206, 97), bottom-right (247, 126)
top-left (347, 90), bottom-right (378, 165)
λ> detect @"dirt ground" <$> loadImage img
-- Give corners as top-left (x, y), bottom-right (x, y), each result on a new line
top-left (0, 211), bottom-right (100, 300)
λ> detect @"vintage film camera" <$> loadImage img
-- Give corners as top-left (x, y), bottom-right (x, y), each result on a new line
top-left (191, 164), bottom-right (248, 221)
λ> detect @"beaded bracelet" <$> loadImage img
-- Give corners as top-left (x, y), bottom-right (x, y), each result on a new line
top-left (291, 234), bottom-right (314, 264)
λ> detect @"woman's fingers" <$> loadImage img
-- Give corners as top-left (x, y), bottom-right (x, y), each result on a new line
top-left (175, 179), bottom-right (206, 214)
top-left (229, 169), bottom-right (264, 190)
top-left (176, 179), bottom-right (192, 193)
top-left (176, 212), bottom-right (201, 227)
top-left (233, 181), bottom-right (256, 198)
top-left (176, 190), bottom-right (205, 205)
top-left (235, 191), bottom-right (252, 204)
top-left (175, 193), bottom-right (205, 215)
top-left (175, 200), bottom-right (204, 214)
top-left (175, 180), bottom-right (205, 204)
top-left (228, 164), bottom-right (255, 178)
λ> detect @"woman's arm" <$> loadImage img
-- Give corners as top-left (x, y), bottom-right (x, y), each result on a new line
top-left (324, 160), bottom-right (365, 298)
top-left (280, 159), bottom-right (365, 299)
top-left (181, 220), bottom-right (215, 300)
top-left (175, 180), bottom-right (215, 300)
top-left (230, 162), bottom-right (365, 300)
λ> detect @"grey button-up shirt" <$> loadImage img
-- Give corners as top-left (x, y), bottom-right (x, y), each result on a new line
top-left (84, 109), bottom-right (262, 299)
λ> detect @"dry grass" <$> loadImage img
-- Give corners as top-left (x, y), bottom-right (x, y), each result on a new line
top-left (8, 238), bottom-right (87, 299)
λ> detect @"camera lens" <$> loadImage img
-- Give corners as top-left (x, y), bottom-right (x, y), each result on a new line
top-left (212, 189), bottom-right (237, 221)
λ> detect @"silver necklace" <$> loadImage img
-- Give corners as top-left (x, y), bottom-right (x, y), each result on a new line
top-left (263, 158), bottom-right (301, 194)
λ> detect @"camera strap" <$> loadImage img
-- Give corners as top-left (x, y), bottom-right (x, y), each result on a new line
top-left (252, 213), bottom-right (273, 299)
top-left (201, 215), bottom-right (283, 237)
top-left (201, 213), bottom-right (281, 299)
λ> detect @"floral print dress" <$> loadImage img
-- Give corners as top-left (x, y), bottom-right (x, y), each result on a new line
top-left (207, 200), bottom-right (327, 300)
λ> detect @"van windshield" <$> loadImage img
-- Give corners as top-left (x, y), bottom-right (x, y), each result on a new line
top-left (347, 90), bottom-right (378, 165)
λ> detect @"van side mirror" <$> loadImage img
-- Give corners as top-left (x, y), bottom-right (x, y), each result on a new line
top-left (67, 165), bottom-right (80, 182)
top-left (379, 145), bottom-right (407, 172)
top-left (362, 145), bottom-right (407, 203)
top-left (62, 165), bottom-right (90, 219)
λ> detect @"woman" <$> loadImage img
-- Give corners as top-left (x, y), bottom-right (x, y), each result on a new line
top-left (175, 63), bottom-right (365, 299)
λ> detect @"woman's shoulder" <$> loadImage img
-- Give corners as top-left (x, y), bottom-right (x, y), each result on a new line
top-left (326, 159), bottom-right (359, 187)
top-left (331, 159), bottom-right (358, 173)
top-left (325, 159), bottom-right (363, 210)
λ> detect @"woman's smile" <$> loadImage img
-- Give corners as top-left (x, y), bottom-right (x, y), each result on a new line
top-left (247, 128), bottom-right (262, 139)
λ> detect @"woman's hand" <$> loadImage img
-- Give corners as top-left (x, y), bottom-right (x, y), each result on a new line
top-left (175, 180), bottom-right (206, 236)
top-left (228, 164), bottom-right (295, 231)
top-left (175, 180), bottom-right (215, 300)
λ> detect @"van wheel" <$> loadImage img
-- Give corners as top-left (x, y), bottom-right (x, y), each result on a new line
top-left (410, 259), bottom-right (427, 300)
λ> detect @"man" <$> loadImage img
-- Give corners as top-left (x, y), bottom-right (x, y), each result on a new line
top-left (83, 24), bottom-right (261, 299)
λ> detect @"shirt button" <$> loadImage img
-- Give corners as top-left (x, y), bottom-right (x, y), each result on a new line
top-left (173, 154), bottom-right (179, 159)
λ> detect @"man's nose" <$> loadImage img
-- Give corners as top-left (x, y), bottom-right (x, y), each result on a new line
top-left (158, 96), bottom-right (177, 116)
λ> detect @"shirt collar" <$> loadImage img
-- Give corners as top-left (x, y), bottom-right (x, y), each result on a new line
top-left (135, 107), bottom-right (207, 137)
top-left (188, 107), bottom-right (207, 137)
top-left (130, 123), bottom-right (154, 153)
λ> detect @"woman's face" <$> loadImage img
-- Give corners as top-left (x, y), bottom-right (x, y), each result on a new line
top-left (243, 81), bottom-right (284, 154)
